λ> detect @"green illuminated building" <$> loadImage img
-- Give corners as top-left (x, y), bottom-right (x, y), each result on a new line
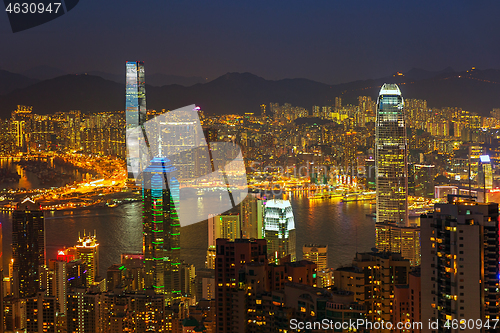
top-left (142, 157), bottom-right (181, 302)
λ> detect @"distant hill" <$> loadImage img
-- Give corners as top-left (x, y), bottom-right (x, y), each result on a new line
top-left (20, 65), bottom-right (67, 80)
top-left (0, 74), bottom-right (123, 115)
top-left (83, 71), bottom-right (205, 87)
top-left (0, 70), bottom-right (38, 95)
top-left (404, 67), bottom-right (455, 81)
top-left (147, 73), bottom-right (206, 87)
top-left (1, 68), bottom-right (500, 117)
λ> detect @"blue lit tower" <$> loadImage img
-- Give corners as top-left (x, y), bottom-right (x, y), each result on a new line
top-left (375, 84), bottom-right (408, 226)
top-left (142, 157), bottom-right (181, 301)
top-left (126, 61), bottom-right (146, 129)
top-left (126, 61), bottom-right (147, 175)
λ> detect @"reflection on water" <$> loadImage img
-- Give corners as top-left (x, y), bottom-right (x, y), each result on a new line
top-left (0, 193), bottom-right (382, 273)
top-left (0, 157), bottom-right (90, 190)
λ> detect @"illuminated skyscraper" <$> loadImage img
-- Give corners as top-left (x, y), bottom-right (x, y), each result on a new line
top-left (206, 214), bottom-right (241, 269)
top-left (75, 232), bottom-right (99, 286)
top-left (240, 193), bottom-right (264, 239)
top-left (263, 199), bottom-right (296, 263)
top-left (375, 84), bottom-right (408, 226)
top-left (142, 157), bottom-right (181, 301)
top-left (12, 198), bottom-right (45, 298)
top-left (126, 61), bottom-right (146, 130)
top-left (125, 61), bottom-right (147, 175)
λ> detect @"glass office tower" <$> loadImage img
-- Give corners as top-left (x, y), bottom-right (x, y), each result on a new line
top-left (375, 84), bottom-right (408, 226)
top-left (126, 61), bottom-right (147, 176)
top-left (263, 199), bottom-right (296, 263)
top-left (142, 157), bottom-right (181, 302)
top-left (126, 61), bottom-right (146, 129)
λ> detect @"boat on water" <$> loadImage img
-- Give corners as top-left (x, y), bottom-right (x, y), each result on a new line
top-left (308, 191), bottom-right (343, 199)
top-left (367, 208), bottom-right (430, 219)
top-left (342, 191), bottom-right (376, 202)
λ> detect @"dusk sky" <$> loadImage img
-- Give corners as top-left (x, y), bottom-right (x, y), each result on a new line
top-left (1, 0), bottom-right (500, 84)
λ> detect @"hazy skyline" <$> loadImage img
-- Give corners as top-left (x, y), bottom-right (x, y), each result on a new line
top-left (1, 0), bottom-right (500, 84)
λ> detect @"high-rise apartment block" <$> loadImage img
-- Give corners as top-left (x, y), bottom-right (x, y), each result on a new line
top-left (375, 221), bottom-right (421, 266)
top-left (375, 83), bottom-right (408, 226)
top-left (215, 238), bottom-right (267, 333)
top-left (12, 198), bottom-right (45, 298)
top-left (302, 244), bottom-right (328, 271)
top-left (421, 199), bottom-right (499, 332)
top-left (334, 252), bottom-right (410, 325)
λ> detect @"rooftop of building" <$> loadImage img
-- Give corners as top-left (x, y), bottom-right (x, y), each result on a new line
top-left (379, 83), bottom-right (402, 96)
top-left (285, 282), bottom-right (333, 297)
top-left (354, 251), bottom-right (406, 262)
top-left (264, 199), bottom-right (292, 209)
top-left (303, 244), bottom-right (328, 249)
top-left (335, 266), bottom-right (363, 273)
top-left (15, 197), bottom-right (41, 211)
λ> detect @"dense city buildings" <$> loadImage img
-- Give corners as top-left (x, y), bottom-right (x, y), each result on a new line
top-left (375, 84), bottom-right (409, 226)
top-left (413, 164), bottom-right (436, 198)
top-left (421, 199), bottom-right (500, 332)
top-left (5, 61), bottom-right (500, 333)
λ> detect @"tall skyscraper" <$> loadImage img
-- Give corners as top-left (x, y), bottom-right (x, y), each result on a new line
top-left (142, 157), bottom-right (181, 301)
top-left (125, 61), bottom-right (146, 130)
top-left (12, 198), bottom-right (45, 298)
top-left (421, 199), bottom-right (499, 331)
top-left (125, 61), bottom-right (147, 176)
top-left (375, 83), bottom-right (408, 226)
top-left (263, 199), bottom-right (296, 263)
top-left (75, 231), bottom-right (99, 286)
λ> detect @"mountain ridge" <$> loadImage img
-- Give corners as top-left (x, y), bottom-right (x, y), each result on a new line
top-left (0, 68), bottom-right (499, 117)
